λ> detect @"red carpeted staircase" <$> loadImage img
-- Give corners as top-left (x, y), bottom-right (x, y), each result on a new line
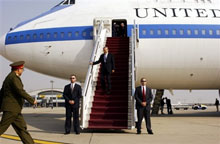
top-left (88, 37), bottom-right (129, 129)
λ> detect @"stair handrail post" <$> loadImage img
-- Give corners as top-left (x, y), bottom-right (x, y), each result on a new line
top-left (130, 20), bottom-right (138, 128)
top-left (81, 20), bottom-right (107, 128)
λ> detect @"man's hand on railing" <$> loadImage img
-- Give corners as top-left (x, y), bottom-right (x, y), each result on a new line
top-left (112, 70), bottom-right (115, 73)
top-left (89, 62), bottom-right (93, 65)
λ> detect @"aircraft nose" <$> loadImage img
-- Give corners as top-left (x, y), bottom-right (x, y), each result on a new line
top-left (0, 34), bottom-right (6, 56)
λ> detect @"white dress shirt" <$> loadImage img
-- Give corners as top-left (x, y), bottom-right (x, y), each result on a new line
top-left (71, 83), bottom-right (75, 91)
top-left (104, 53), bottom-right (108, 63)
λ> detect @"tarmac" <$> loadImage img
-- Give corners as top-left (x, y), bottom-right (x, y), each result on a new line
top-left (0, 106), bottom-right (219, 144)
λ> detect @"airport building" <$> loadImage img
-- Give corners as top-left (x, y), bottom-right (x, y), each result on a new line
top-left (25, 88), bottom-right (65, 107)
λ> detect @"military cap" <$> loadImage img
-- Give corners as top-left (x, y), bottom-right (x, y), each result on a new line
top-left (10, 61), bottom-right (25, 69)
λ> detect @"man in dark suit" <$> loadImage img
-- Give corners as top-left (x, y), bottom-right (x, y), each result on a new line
top-left (63, 74), bottom-right (82, 135)
top-left (135, 78), bottom-right (153, 135)
top-left (0, 61), bottom-right (37, 144)
top-left (90, 46), bottom-right (115, 94)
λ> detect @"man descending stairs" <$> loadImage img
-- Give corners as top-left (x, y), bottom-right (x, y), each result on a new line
top-left (88, 37), bottom-right (129, 129)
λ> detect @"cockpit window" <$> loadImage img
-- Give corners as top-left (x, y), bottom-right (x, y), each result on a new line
top-left (59, 0), bottom-right (75, 5)
top-left (70, 0), bottom-right (75, 4)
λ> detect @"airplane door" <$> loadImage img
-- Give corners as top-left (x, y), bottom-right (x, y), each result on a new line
top-left (93, 18), bottom-right (112, 39)
top-left (112, 19), bottom-right (127, 37)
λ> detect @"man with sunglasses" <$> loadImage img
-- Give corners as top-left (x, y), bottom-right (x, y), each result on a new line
top-left (63, 74), bottom-right (82, 135)
top-left (134, 78), bottom-right (153, 135)
top-left (0, 61), bottom-right (37, 144)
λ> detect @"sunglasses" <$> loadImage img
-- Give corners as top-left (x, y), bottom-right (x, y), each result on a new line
top-left (70, 78), bottom-right (76, 79)
top-left (141, 81), bottom-right (146, 82)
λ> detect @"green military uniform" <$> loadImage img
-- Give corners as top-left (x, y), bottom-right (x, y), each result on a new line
top-left (0, 62), bottom-right (35, 144)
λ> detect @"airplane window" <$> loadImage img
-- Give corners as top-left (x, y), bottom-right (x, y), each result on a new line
top-left (33, 34), bottom-right (37, 40)
top-left (179, 29), bottom-right (184, 35)
top-left (142, 29), bottom-right (147, 35)
top-left (61, 32), bottom-right (65, 38)
top-left (40, 33), bottom-right (44, 39)
top-left (61, 0), bottom-right (75, 5)
top-left (26, 34), bottom-right (30, 40)
top-left (20, 35), bottom-right (24, 40)
top-left (172, 30), bottom-right (177, 35)
top-left (165, 30), bottom-right (169, 35)
top-left (14, 36), bottom-right (17, 41)
top-left (68, 32), bottom-right (72, 37)
top-left (194, 29), bottom-right (199, 35)
top-left (63, 0), bottom-right (68, 4)
top-left (8, 36), bottom-right (12, 41)
top-left (47, 33), bottom-right (50, 39)
top-left (150, 30), bottom-right (154, 35)
top-left (70, 0), bottom-right (75, 4)
top-left (216, 30), bottom-right (220, 35)
top-left (75, 31), bottom-right (79, 37)
top-left (201, 30), bottom-right (206, 35)
top-left (82, 31), bottom-right (87, 37)
top-left (187, 30), bottom-right (191, 35)
top-left (209, 30), bottom-right (213, 35)
top-left (157, 30), bottom-right (162, 35)
top-left (54, 32), bottom-right (58, 38)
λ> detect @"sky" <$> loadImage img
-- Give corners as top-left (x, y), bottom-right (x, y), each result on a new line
top-left (0, 0), bottom-right (219, 104)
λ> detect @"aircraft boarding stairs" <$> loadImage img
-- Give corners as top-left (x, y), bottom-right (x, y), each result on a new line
top-left (81, 20), bottom-right (138, 129)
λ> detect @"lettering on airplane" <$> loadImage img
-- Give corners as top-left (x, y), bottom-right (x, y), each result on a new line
top-left (135, 8), bottom-right (220, 18)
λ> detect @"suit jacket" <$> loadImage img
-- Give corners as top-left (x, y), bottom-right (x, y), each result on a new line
top-left (134, 86), bottom-right (153, 109)
top-left (0, 71), bottom-right (34, 113)
top-left (63, 83), bottom-right (82, 108)
top-left (93, 53), bottom-right (115, 74)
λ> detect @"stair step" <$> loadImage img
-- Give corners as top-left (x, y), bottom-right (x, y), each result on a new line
top-left (90, 113), bottom-right (128, 119)
top-left (91, 107), bottom-right (128, 113)
top-left (88, 126), bottom-right (128, 129)
top-left (92, 101), bottom-right (128, 107)
top-left (95, 89), bottom-right (128, 93)
top-left (89, 119), bottom-right (128, 127)
top-left (107, 41), bottom-right (129, 43)
top-left (107, 45), bottom-right (129, 47)
top-left (94, 96), bottom-right (127, 101)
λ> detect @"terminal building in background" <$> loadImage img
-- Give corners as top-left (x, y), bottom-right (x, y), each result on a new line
top-left (25, 89), bottom-right (64, 107)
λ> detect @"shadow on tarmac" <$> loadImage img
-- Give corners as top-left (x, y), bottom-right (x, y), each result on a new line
top-left (22, 113), bottom-right (133, 134)
top-left (2, 110), bottom-right (218, 134)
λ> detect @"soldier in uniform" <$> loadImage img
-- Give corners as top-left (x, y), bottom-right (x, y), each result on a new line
top-left (0, 61), bottom-right (37, 144)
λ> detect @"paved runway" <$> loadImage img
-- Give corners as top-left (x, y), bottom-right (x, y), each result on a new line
top-left (0, 106), bottom-right (219, 144)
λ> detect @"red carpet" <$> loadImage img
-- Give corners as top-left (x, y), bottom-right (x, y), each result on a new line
top-left (88, 37), bottom-right (129, 129)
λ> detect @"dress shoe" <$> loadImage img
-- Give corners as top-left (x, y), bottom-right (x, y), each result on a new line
top-left (137, 131), bottom-right (141, 134)
top-left (64, 132), bottom-right (70, 135)
top-left (75, 132), bottom-right (80, 135)
top-left (147, 130), bottom-right (153, 135)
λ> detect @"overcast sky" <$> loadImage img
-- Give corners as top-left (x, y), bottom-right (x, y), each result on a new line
top-left (0, 0), bottom-right (219, 104)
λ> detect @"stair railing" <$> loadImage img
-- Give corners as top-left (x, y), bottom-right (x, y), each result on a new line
top-left (81, 21), bottom-right (107, 128)
top-left (128, 20), bottom-right (139, 129)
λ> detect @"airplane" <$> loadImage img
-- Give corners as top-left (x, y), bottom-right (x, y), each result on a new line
top-left (0, 0), bottom-right (220, 129)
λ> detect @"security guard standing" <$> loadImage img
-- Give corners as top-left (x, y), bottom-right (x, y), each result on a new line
top-left (0, 61), bottom-right (37, 144)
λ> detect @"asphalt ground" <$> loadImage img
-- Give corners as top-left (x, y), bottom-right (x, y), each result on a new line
top-left (0, 106), bottom-right (219, 144)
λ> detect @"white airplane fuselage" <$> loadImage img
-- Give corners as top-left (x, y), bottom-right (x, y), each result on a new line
top-left (0, 0), bottom-right (220, 89)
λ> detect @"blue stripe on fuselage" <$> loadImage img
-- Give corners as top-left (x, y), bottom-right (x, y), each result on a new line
top-left (5, 24), bottom-right (220, 45)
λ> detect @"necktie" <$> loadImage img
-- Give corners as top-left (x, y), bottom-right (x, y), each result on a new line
top-left (142, 87), bottom-right (146, 102)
